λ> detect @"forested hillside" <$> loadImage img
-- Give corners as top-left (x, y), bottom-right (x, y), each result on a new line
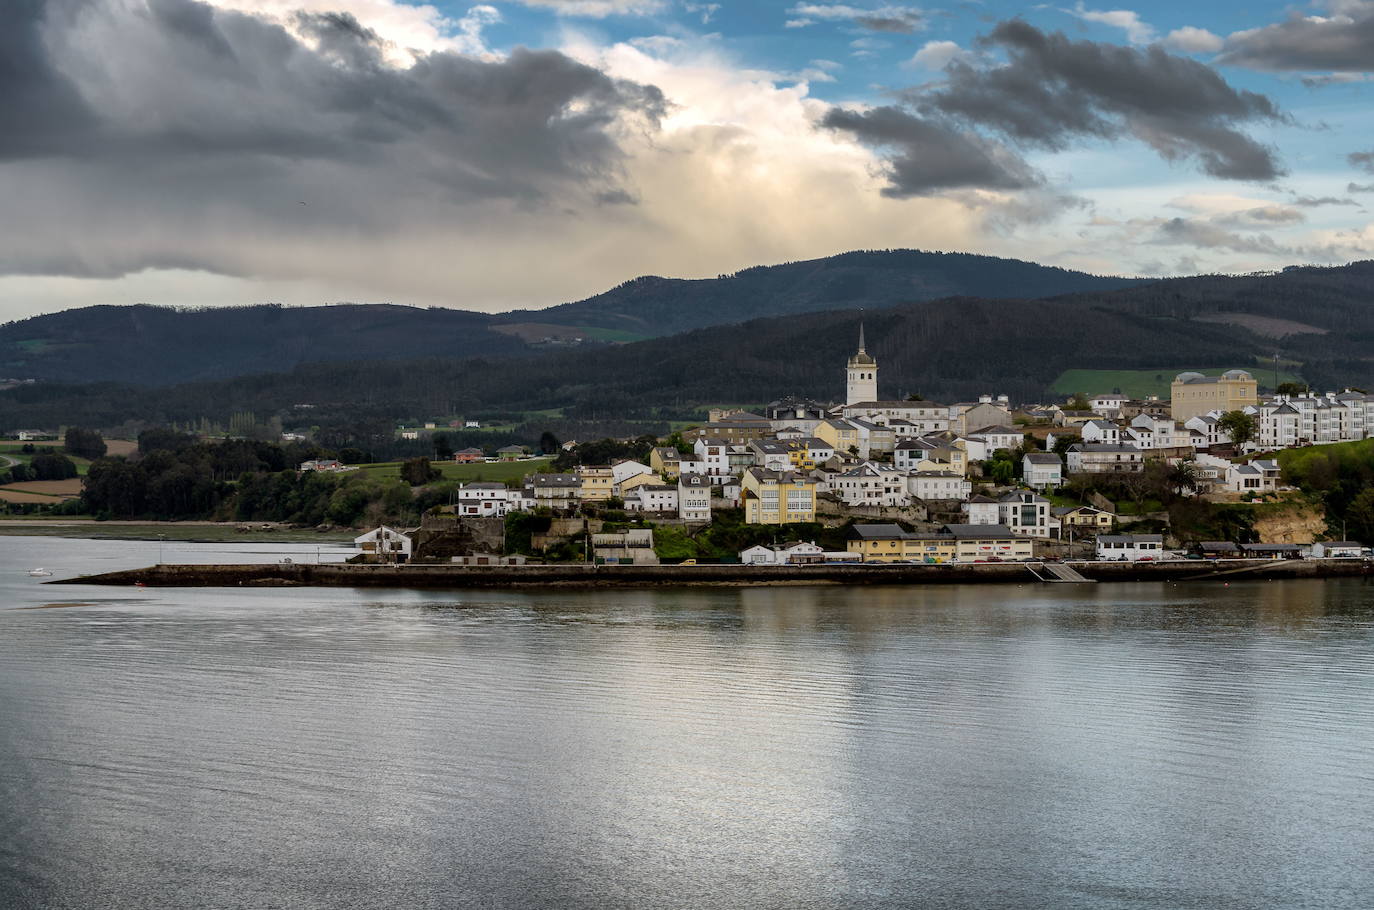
top-left (0, 250), bottom-right (1144, 384)
top-left (6, 262), bottom-right (1374, 446)
top-left (0, 304), bottom-right (530, 385)
top-left (500, 249), bottom-right (1147, 336)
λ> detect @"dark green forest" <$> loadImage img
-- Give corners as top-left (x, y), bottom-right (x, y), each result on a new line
top-left (0, 249), bottom-right (1143, 385)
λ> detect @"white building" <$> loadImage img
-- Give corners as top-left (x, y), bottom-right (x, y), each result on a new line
top-left (625, 484), bottom-right (679, 514)
top-left (1022, 452), bottom-right (1063, 490)
top-left (846, 324), bottom-right (878, 406)
top-left (678, 473), bottom-right (713, 522)
top-left (749, 440), bottom-right (794, 471)
top-left (457, 482), bottom-right (521, 517)
top-left (1096, 534), bottom-right (1164, 561)
top-left (1225, 458), bottom-right (1282, 494)
top-left (692, 437), bottom-right (733, 485)
top-left (841, 401), bottom-right (950, 435)
top-left (1066, 444), bottom-right (1145, 474)
top-left (354, 526), bottom-right (414, 561)
top-left (1312, 541), bottom-right (1365, 558)
top-left (908, 471), bottom-right (972, 501)
top-left (832, 463), bottom-right (910, 507)
top-left (740, 541), bottom-right (826, 566)
top-left (997, 491), bottom-right (1058, 538)
top-left (611, 460), bottom-right (654, 486)
top-left (1080, 419), bottom-right (1121, 446)
top-left (961, 494), bottom-right (1000, 525)
top-left (967, 425), bottom-right (1022, 454)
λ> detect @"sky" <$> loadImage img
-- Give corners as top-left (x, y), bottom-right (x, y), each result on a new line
top-left (6, 0), bottom-right (1374, 321)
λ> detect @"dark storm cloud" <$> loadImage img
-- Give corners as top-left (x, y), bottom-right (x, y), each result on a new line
top-left (0, 0), bottom-right (666, 279)
top-left (0, 0), bottom-right (99, 159)
top-left (1218, 5), bottom-right (1374, 73)
top-left (821, 106), bottom-right (1040, 196)
top-left (915, 21), bottom-right (1285, 180)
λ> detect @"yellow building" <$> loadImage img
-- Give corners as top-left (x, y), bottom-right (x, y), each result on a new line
top-left (815, 418), bottom-right (860, 455)
top-left (742, 468), bottom-right (817, 525)
top-left (846, 525), bottom-right (956, 563)
top-left (577, 465), bottom-right (614, 502)
top-left (649, 446), bottom-right (683, 479)
top-left (846, 523), bottom-right (1034, 562)
top-left (1170, 370), bottom-right (1258, 422)
top-left (615, 472), bottom-right (661, 497)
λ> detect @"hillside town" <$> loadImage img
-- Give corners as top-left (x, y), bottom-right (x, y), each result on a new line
top-left (347, 328), bottom-right (1374, 566)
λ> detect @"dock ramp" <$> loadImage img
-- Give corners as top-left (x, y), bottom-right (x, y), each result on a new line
top-left (1027, 562), bottom-right (1095, 583)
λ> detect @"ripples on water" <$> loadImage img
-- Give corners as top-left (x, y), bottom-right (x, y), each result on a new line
top-left (2, 537), bottom-right (1374, 908)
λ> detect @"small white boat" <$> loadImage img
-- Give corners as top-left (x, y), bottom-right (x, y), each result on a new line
top-left (27, 568), bottom-right (53, 577)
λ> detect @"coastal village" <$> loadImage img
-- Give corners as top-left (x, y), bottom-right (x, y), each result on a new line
top-left (343, 328), bottom-right (1374, 567)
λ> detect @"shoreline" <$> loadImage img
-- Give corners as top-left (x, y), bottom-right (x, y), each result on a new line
top-left (50, 558), bottom-right (1374, 589)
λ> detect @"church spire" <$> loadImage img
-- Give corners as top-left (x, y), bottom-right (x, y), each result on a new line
top-left (857, 320), bottom-right (866, 354)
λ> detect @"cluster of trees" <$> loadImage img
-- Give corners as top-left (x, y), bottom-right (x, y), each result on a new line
top-left (0, 452), bottom-right (78, 485)
top-left (1278, 439), bottom-right (1374, 543)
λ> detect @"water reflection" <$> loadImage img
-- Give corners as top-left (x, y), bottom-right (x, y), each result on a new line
top-left (2, 539), bottom-right (1374, 908)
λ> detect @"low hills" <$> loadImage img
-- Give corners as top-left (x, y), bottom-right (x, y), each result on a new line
top-left (3, 262), bottom-right (1373, 438)
top-left (0, 250), bottom-right (1144, 385)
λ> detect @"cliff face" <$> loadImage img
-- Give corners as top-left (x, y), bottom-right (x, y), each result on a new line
top-left (1253, 498), bottom-right (1328, 544)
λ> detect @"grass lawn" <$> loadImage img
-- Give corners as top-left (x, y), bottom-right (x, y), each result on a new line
top-left (1051, 366), bottom-right (1303, 401)
top-left (0, 445), bottom-right (95, 476)
top-left (356, 457), bottom-right (554, 484)
top-left (575, 326), bottom-right (649, 343)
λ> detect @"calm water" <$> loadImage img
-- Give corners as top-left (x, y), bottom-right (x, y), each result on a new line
top-left (2, 537), bottom-right (1374, 909)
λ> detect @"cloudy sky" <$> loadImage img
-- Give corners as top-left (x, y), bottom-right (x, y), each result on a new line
top-left (6, 0), bottom-right (1374, 321)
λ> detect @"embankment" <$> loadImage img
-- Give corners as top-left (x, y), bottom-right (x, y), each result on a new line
top-left (49, 559), bottom-right (1374, 588)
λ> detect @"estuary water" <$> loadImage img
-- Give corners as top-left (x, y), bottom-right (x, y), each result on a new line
top-left (2, 536), bottom-right (1374, 909)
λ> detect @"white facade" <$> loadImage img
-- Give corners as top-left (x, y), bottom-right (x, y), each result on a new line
top-left (1096, 534), bottom-right (1164, 561)
top-left (354, 526), bottom-right (413, 561)
top-left (625, 485), bottom-right (679, 514)
top-left (908, 471), bottom-right (972, 501)
top-left (457, 482), bottom-right (520, 517)
top-left (997, 491), bottom-right (1058, 538)
top-left (1022, 453), bottom-right (1063, 490)
top-left (962, 497), bottom-right (1000, 525)
top-left (1249, 391), bottom-right (1374, 449)
top-left (678, 474), bottom-right (713, 522)
top-left (846, 325), bottom-right (878, 406)
top-left (740, 541), bottom-right (825, 566)
top-left (692, 438), bottom-right (733, 485)
top-left (832, 463), bottom-right (910, 507)
top-left (611, 460), bottom-right (654, 486)
top-left (1067, 444), bottom-right (1145, 474)
top-left (1080, 420), bottom-right (1121, 446)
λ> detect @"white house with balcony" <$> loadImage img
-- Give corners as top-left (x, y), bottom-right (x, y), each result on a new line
top-left (1022, 452), bottom-right (1063, 490)
top-left (997, 491), bottom-right (1058, 538)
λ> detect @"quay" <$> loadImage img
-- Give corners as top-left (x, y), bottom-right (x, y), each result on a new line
top-left (49, 559), bottom-right (1374, 589)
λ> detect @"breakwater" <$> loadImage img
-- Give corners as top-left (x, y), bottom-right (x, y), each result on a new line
top-left (50, 558), bottom-right (1374, 588)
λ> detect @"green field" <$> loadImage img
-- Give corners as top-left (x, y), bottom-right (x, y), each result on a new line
top-left (575, 326), bottom-right (649, 343)
top-left (356, 457), bottom-right (554, 484)
top-left (1051, 367), bottom-right (1303, 401)
top-left (0, 445), bottom-right (94, 476)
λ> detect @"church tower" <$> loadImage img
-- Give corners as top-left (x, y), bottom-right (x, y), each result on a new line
top-left (846, 323), bottom-right (878, 405)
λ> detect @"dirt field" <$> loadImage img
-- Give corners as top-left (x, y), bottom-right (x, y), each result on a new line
top-left (11, 439), bottom-right (137, 457)
top-left (0, 479), bottom-right (83, 500)
top-left (0, 490), bottom-right (68, 504)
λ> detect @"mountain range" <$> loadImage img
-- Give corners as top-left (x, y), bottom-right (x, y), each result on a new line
top-left (3, 259), bottom-right (1373, 442)
top-left (0, 250), bottom-right (1144, 385)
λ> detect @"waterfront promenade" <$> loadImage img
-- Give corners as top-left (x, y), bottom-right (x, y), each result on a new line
top-left (53, 558), bottom-right (1373, 588)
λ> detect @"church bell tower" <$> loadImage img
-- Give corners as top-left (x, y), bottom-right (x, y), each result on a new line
top-left (846, 323), bottom-right (877, 405)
